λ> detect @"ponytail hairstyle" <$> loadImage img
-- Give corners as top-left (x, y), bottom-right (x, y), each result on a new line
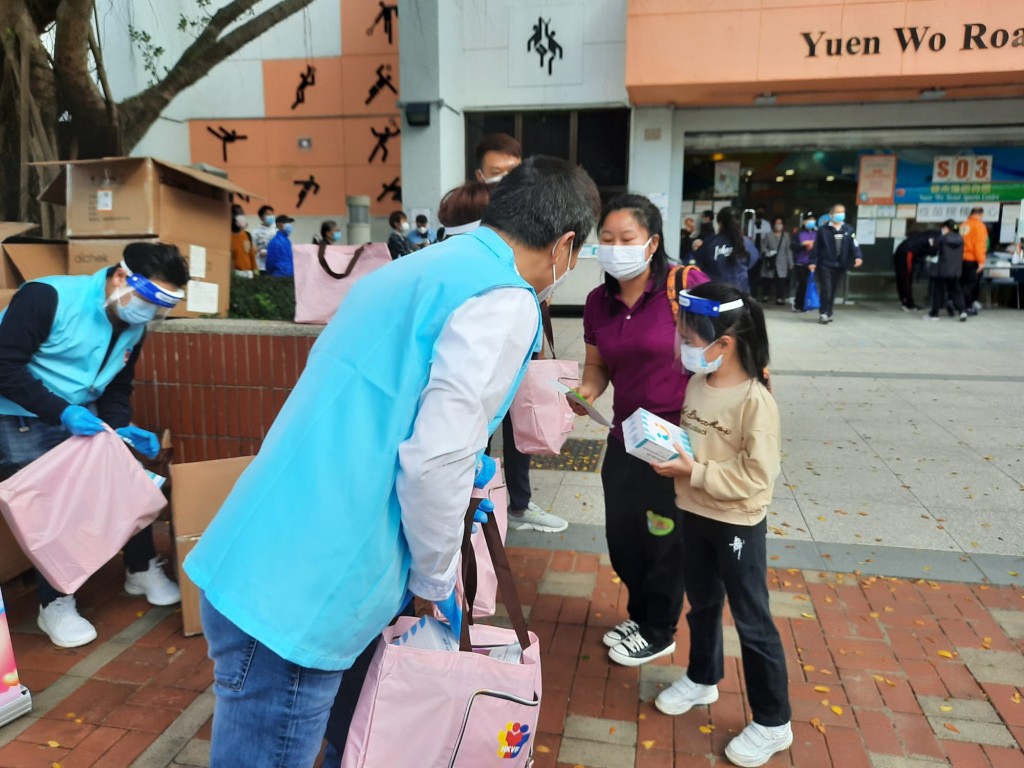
top-left (678, 281), bottom-right (770, 388)
top-left (716, 206), bottom-right (749, 265)
top-left (598, 193), bottom-right (670, 293)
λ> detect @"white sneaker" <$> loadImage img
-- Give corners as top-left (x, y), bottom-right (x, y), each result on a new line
top-left (603, 619), bottom-right (639, 648)
top-left (508, 502), bottom-right (568, 533)
top-left (654, 674), bottom-right (719, 716)
top-left (38, 596), bottom-right (97, 648)
top-left (125, 558), bottom-right (181, 606)
top-left (972, 300), bottom-right (982, 312)
top-left (725, 721), bottom-right (793, 767)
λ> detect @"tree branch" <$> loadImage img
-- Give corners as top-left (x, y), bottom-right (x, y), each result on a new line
top-left (119, 0), bottom-right (317, 150)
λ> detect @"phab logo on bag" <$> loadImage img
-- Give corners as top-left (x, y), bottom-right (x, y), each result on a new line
top-left (497, 722), bottom-right (530, 758)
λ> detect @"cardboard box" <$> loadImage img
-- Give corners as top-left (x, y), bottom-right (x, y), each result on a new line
top-left (0, 222), bottom-right (67, 291)
top-left (170, 456), bottom-right (254, 635)
top-left (622, 408), bottom-right (693, 464)
top-left (37, 157), bottom-right (251, 246)
top-left (66, 239), bottom-right (231, 318)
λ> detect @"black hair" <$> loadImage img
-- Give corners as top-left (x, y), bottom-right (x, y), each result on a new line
top-left (678, 281), bottom-right (770, 388)
top-left (716, 207), bottom-right (749, 265)
top-left (701, 209), bottom-right (714, 221)
top-left (258, 204), bottom-right (274, 219)
top-left (598, 194), bottom-right (670, 293)
top-left (388, 211), bottom-right (407, 229)
top-left (231, 203), bottom-right (245, 232)
top-left (481, 155), bottom-right (600, 250)
top-left (771, 215), bottom-right (785, 227)
top-left (415, 214), bottom-right (428, 226)
top-left (803, 212), bottom-right (816, 221)
top-left (942, 218), bottom-right (958, 231)
top-left (116, 242), bottom-right (190, 288)
top-left (320, 219), bottom-right (338, 239)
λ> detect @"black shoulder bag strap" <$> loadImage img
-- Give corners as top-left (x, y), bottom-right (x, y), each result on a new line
top-left (316, 240), bottom-right (373, 280)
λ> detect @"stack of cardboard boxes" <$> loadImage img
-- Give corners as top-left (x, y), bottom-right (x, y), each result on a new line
top-left (40, 156), bottom-right (252, 317)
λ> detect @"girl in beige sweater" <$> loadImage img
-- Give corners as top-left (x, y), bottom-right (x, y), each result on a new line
top-left (651, 282), bottom-right (791, 768)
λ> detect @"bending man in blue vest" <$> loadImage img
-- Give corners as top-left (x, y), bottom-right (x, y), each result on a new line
top-left (0, 242), bottom-right (190, 648)
top-left (185, 156), bottom-right (601, 767)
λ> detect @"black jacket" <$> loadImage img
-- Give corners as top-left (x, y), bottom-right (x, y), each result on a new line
top-left (929, 232), bottom-right (964, 279)
top-left (811, 223), bottom-right (863, 270)
top-left (895, 230), bottom-right (939, 260)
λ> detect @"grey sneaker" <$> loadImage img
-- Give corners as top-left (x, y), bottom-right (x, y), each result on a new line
top-left (508, 501), bottom-right (568, 533)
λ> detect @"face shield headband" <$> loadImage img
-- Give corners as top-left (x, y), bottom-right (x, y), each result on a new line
top-left (676, 290), bottom-right (744, 318)
top-left (119, 261), bottom-right (185, 308)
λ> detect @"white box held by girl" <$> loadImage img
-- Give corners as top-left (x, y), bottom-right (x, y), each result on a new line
top-left (623, 408), bottom-right (693, 463)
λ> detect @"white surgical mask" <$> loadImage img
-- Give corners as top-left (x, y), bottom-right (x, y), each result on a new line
top-left (234, 215), bottom-right (247, 228)
top-left (680, 339), bottom-right (723, 375)
top-left (597, 238), bottom-right (653, 281)
top-left (482, 174), bottom-right (506, 184)
top-left (536, 238), bottom-right (574, 303)
top-left (400, 221), bottom-right (410, 233)
top-left (417, 226), bottom-right (428, 235)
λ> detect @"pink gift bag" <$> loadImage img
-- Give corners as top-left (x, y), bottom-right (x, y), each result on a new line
top-left (509, 310), bottom-right (578, 456)
top-left (343, 508), bottom-right (541, 768)
top-left (0, 429), bottom-right (167, 594)
top-left (293, 241), bottom-right (392, 325)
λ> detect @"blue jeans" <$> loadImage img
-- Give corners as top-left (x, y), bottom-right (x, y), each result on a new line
top-left (201, 593), bottom-right (344, 768)
top-left (0, 415), bottom-right (157, 605)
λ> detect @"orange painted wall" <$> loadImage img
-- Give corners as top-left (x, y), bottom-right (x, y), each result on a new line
top-left (627, 0), bottom-right (1024, 106)
top-left (189, 0), bottom-right (402, 218)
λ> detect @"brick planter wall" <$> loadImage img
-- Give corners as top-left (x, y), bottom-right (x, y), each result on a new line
top-left (131, 320), bottom-right (323, 463)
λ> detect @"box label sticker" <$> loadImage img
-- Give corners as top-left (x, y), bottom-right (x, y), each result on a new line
top-left (96, 190), bottom-right (113, 212)
top-left (186, 280), bottom-right (219, 314)
top-left (189, 245), bottom-right (207, 279)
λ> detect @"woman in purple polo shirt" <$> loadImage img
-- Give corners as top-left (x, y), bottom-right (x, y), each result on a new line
top-left (573, 194), bottom-right (705, 667)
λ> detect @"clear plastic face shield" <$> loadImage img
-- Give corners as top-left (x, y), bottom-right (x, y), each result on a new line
top-left (109, 261), bottom-right (185, 324)
top-left (673, 291), bottom-right (745, 375)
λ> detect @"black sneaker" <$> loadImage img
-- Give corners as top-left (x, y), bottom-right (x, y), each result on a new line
top-left (608, 632), bottom-right (676, 667)
top-left (602, 619), bottom-right (639, 648)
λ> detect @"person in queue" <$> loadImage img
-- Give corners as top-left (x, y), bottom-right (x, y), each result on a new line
top-left (185, 156), bottom-right (601, 767)
top-left (694, 207), bottom-right (760, 293)
top-left (0, 243), bottom-right (189, 647)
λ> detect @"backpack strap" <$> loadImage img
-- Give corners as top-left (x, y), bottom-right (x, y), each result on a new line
top-left (667, 266), bottom-right (682, 323)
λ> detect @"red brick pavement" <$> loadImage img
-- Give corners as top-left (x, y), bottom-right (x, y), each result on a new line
top-left (0, 537), bottom-right (1021, 767)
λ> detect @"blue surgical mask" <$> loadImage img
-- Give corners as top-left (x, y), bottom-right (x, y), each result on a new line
top-left (283, 223), bottom-right (294, 235)
top-left (117, 295), bottom-right (160, 325)
top-left (332, 230), bottom-right (342, 243)
top-left (805, 221), bottom-right (817, 230)
top-left (263, 215), bottom-right (276, 227)
top-left (833, 213), bottom-right (846, 223)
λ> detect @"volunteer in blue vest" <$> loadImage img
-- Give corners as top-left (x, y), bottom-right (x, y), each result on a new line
top-left (0, 242), bottom-right (189, 648)
top-left (185, 156), bottom-right (600, 767)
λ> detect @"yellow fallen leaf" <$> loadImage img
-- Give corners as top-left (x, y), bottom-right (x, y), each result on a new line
top-left (944, 722), bottom-right (960, 733)
top-left (52, 764), bottom-right (62, 768)
top-left (1009, 571), bottom-right (1019, 577)
top-left (873, 675), bottom-right (885, 682)
top-left (831, 705), bottom-right (843, 716)
top-left (937, 650), bottom-right (956, 659)
top-left (939, 705), bottom-right (953, 712)
top-left (47, 741), bottom-right (60, 748)
top-left (1011, 691), bottom-right (1021, 704)
top-left (885, 679), bottom-right (896, 687)
top-left (135, 611), bottom-right (145, 618)
top-left (821, 699), bottom-right (830, 706)
top-left (803, 664), bottom-right (816, 672)
top-left (641, 740), bottom-right (655, 750)
top-left (611, 577), bottom-right (621, 584)
top-left (884, 606), bottom-right (894, 612)
top-left (820, 669), bottom-right (833, 676)
top-left (810, 717), bottom-right (826, 734)
top-left (869, 612), bottom-right (880, 618)
top-left (801, 612), bottom-right (815, 619)
top-left (535, 745), bottom-right (550, 754)
top-left (814, 686), bottom-right (830, 693)
top-left (638, 713), bottom-right (647, 720)
top-left (817, 515), bottom-right (826, 521)
top-left (74, 719), bottom-right (83, 724)
top-left (609, 726), bottom-right (616, 735)
top-left (699, 725), bottom-right (714, 734)
top-left (166, 646), bottom-right (177, 655)
top-left (64, 713), bottom-right (76, 719)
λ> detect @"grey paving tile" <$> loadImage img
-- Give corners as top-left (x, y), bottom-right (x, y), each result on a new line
top-left (958, 647), bottom-right (1024, 686)
top-left (538, 570), bottom-right (596, 598)
top-left (869, 752), bottom-right (954, 767)
top-left (925, 716), bottom-right (1016, 747)
top-left (563, 714), bottom-right (637, 746)
top-left (558, 737), bottom-right (635, 768)
top-left (550, 482), bottom-right (605, 526)
top-left (917, 695), bottom-right (1001, 723)
top-left (990, 609), bottom-right (1024, 639)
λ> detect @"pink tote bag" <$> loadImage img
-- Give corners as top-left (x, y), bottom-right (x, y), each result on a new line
top-left (509, 308), bottom-right (578, 456)
top-left (433, 459), bottom-right (508, 621)
top-left (293, 241), bottom-right (392, 325)
top-left (343, 508), bottom-right (541, 768)
top-left (0, 429), bottom-right (167, 594)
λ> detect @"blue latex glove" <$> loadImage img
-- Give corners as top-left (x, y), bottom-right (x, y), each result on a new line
top-left (60, 405), bottom-right (105, 436)
top-left (116, 426), bottom-right (160, 459)
top-left (471, 498), bottom-right (494, 533)
top-left (474, 454), bottom-right (497, 489)
top-left (435, 590), bottom-right (462, 640)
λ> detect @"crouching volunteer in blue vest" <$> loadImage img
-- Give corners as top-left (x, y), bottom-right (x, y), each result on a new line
top-left (0, 242), bottom-right (189, 648)
top-left (184, 156), bottom-right (601, 767)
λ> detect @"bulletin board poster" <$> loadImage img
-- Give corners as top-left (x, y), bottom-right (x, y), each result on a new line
top-left (857, 155), bottom-right (897, 206)
top-left (714, 161), bottom-right (740, 199)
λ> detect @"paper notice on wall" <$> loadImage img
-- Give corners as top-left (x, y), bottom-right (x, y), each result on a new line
top-left (858, 205), bottom-right (877, 219)
top-left (186, 280), bottom-right (219, 314)
top-left (713, 161), bottom-right (740, 198)
top-left (680, 200), bottom-right (695, 215)
top-left (896, 204), bottom-right (917, 219)
top-left (856, 218), bottom-right (876, 245)
top-left (875, 218), bottom-right (893, 238)
top-left (876, 205), bottom-right (897, 219)
top-left (188, 245), bottom-right (207, 279)
top-left (648, 192), bottom-right (669, 222)
top-left (1000, 204), bottom-right (1021, 244)
top-left (96, 190), bottom-right (113, 212)
top-left (890, 218), bottom-right (907, 239)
